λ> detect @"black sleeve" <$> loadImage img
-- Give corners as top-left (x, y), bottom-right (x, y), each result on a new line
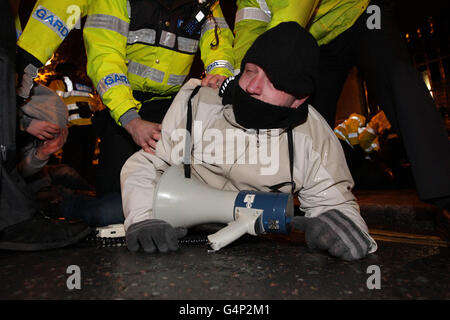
top-left (15, 46), bottom-right (43, 81)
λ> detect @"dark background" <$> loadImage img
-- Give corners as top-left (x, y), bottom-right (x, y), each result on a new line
top-left (16, 1), bottom-right (450, 114)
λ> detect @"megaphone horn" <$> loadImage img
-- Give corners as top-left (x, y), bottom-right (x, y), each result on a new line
top-left (153, 166), bottom-right (293, 251)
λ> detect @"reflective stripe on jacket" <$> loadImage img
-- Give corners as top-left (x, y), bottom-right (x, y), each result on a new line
top-left (17, 0), bottom-right (90, 64)
top-left (84, 0), bottom-right (234, 124)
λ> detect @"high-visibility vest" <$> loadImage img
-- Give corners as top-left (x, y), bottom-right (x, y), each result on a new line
top-left (334, 111), bottom-right (391, 154)
top-left (334, 113), bottom-right (366, 147)
top-left (84, 0), bottom-right (235, 125)
top-left (48, 76), bottom-right (101, 127)
top-left (359, 111), bottom-right (391, 153)
top-left (233, 0), bottom-right (370, 69)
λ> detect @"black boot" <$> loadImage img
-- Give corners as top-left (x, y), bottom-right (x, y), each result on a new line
top-left (0, 212), bottom-right (91, 251)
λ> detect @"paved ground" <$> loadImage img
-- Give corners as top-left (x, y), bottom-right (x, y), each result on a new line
top-left (0, 229), bottom-right (448, 300)
top-left (0, 189), bottom-right (449, 302)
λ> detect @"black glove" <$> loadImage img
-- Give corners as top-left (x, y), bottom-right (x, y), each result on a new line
top-left (291, 210), bottom-right (371, 261)
top-left (126, 219), bottom-right (188, 253)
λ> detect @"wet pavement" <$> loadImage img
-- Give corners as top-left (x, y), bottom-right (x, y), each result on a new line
top-left (0, 188), bottom-right (449, 301)
top-left (0, 232), bottom-right (448, 300)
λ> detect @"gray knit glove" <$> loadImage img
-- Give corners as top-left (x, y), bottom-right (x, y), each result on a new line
top-left (291, 210), bottom-right (371, 261)
top-left (126, 219), bottom-right (188, 253)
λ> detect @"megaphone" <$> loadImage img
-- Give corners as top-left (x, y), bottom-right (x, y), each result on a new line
top-left (153, 165), bottom-right (294, 251)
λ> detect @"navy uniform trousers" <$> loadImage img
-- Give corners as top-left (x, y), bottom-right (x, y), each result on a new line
top-left (93, 98), bottom-right (173, 197)
top-left (312, 0), bottom-right (450, 202)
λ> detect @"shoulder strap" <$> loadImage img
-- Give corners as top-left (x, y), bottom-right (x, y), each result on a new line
top-left (287, 129), bottom-right (296, 194)
top-left (183, 85), bottom-right (202, 178)
top-left (268, 129), bottom-right (296, 195)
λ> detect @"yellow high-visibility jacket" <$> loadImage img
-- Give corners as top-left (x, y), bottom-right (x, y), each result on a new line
top-left (334, 113), bottom-right (366, 147)
top-left (234, 0), bottom-right (370, 68)
top-left (48, 76), bottom-right (103, 127)
top-left (358, 111), bottom-right (391, 153)
top-left (83, 0), bottom-right (235, 125)
top-left (334, 111), bottom-right (391, 154)
top-left (17, 0), bottom-right (90, 65)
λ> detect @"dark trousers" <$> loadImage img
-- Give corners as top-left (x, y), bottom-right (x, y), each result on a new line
top-left (62, 192), bottom-right (124, 227)
top-left (62, 125), bottom-right (97, 184)
top-left (312, 1), bottom-right (450, 200)
top-left (93, 98), bottom-right (174, 197)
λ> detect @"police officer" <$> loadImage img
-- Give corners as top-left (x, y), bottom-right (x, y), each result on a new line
top-left (83, 0), bottom-right (235, 196)
top-left (47, 62), bottom-right (101, 181)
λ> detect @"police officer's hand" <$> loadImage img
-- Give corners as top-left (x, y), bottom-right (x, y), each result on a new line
top-left (202, 74), bottom-right (227, 89)
top-left (26, 119), bottom-right (62, 140)
top-left (124, 118), bottom-right (161, 154)
top-left (126, 219), bottom-right (188, 253)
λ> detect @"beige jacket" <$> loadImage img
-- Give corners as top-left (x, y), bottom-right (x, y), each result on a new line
top-left (121, 79), bottom-right (377, 253)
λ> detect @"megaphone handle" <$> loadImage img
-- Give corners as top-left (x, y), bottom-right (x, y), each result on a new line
top-left (207, 218), bottom-right (252, 251)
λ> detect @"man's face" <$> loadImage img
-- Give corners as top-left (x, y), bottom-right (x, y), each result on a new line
top-left (238, 63), bottom-right (304, 108)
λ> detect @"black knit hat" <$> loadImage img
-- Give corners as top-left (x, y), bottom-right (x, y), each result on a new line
top-left (241, 21), bottom-right (319, 98)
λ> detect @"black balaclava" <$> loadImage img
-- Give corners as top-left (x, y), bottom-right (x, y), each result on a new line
top-left (220, 22), bottom-right (319, 130)
top-left (241, 21), bottom-right (319, 98)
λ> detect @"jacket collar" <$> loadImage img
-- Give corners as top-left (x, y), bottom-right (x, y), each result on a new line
top-left (222, 105), bottom-right (291, 137)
